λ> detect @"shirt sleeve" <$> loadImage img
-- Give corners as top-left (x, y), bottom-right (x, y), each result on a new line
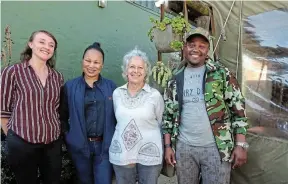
top-left (154, 91), bottom-right (165, 125)
top-left (1, 66), bottom-right (15, 118)
top-left (162, 80), bottom-right (177, 135)
top-left (112, 88), bottom-right (120, 114)
top-left (59, 83), bottom-right (69, 134)
top-left (224, 68), bottom-right (248, 135)
top-left (60, 73), bottom-right (64, 88)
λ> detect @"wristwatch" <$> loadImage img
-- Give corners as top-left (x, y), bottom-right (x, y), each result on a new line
top-left (235, 142), bottom-right (249, 150)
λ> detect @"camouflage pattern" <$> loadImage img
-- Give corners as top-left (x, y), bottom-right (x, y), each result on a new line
top-left (162, 59), bottom-right (248, 161)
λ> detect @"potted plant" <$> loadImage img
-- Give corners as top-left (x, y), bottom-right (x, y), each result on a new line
top-left (148, 13), bottom-right (190, 53)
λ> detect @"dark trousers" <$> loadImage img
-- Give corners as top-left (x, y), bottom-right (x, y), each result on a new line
top-left (6, 129), bottom-right (62, 184)
top-left (70, 141), bottom-right (112, 184)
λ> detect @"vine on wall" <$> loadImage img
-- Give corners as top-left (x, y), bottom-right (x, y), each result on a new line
top-left (1, 25), bottom-right (14, 67)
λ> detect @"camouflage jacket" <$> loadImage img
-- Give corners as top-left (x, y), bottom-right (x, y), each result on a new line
top-left (162, 59), bottom-right (248, 161)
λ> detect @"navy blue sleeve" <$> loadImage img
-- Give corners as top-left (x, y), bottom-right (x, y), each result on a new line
top-left (59, 83), bottom-right (70, 134)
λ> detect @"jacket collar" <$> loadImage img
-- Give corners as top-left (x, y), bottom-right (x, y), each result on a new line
top-left (205, 59), bottom-right (218, 72)
top-left (81, 73), bottom-right (103, 86)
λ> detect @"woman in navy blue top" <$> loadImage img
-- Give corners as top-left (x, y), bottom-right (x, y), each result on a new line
top-left (60, 42), bottom-right (117, 184)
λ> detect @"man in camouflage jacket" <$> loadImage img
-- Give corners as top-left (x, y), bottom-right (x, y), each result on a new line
top-left (163, 27), bottom-right (249, 184)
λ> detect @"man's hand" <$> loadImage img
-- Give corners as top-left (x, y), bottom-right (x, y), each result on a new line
top-left (230, 146), bottom-right (247, 169)
top-left (165, 147), bottom-right (176, 167)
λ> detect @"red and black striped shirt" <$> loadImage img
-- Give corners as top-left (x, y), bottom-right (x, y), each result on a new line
top-left (1, 61), bottom-right (64, 144)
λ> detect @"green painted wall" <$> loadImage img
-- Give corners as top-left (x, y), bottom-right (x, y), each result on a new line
top-left (1, 1), bottom-right (158, 86)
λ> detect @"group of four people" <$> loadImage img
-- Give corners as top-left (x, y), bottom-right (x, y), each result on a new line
top-left (1, 28), bottom-right (248, 184)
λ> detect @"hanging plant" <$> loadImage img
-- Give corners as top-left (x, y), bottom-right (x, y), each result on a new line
top-left (148, 13), bottom-right (190, 52)
top-left (151, 61), bottom-right (172, 88)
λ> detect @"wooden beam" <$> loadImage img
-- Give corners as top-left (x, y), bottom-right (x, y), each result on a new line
top-left (181, 0), bottom-right (188, 61)
top-left (160, 3), bottom-right (164, 21)
top-left (186, 1), bottom-right (210, 16)
top-left (158, 4), bottom-right (165, 61)
top-left (167, 1), bottom-right (200, 26)
top-left (210, 7), bottom-right (219, 61)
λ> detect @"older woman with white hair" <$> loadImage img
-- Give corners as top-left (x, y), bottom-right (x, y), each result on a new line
top-left (109, 48), bottom-right (164, 184)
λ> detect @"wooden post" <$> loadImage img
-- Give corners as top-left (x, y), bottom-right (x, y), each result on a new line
top-left (181, 0), bottom-right (188, 61)
top-left (160, 3), bottom-right (164, 21)
top-left (183, 0), bottom-right (188, 21)
top-left (210, 7), bottom-right (219, 61)
top-left (158, 4), bottom-right (165, 62)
